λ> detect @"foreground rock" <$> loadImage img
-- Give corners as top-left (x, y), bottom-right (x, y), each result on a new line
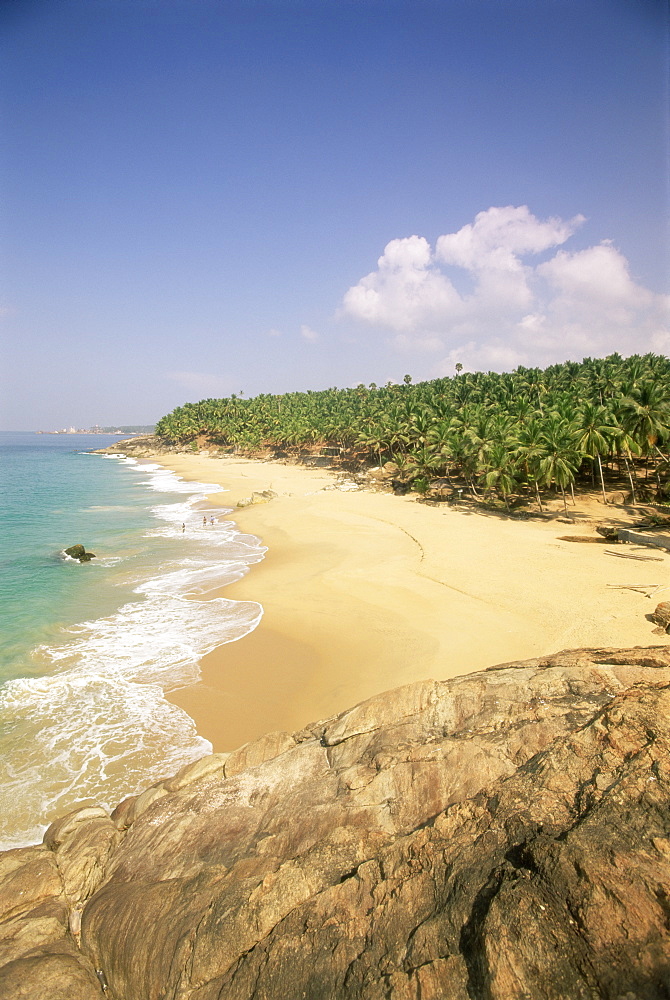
top-left (1, 646), bottom-right (670, 999)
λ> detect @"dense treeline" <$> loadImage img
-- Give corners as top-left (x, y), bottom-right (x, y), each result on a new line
top-left (156, 354), bottom-right (670, 509)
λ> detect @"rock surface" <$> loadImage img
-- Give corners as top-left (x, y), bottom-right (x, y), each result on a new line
top-left (64, 545), bottom-right (96, 563)
top-left (236, 489), bottom-right (278, 508)
top-left (651, 602), bottom-right (670, 634)
top-left (1, 646), bottom-right (670, 999)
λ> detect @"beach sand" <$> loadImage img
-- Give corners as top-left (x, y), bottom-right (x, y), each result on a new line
top-left (152, 454), bottom-right (668, 752)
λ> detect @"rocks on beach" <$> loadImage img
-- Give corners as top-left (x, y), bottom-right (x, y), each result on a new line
top-left (236, 489), bottom-right (277, 508)
top-left (1, 645), bottom-right (670, 999)
top-left (651, 602), bottom-right (670, 634)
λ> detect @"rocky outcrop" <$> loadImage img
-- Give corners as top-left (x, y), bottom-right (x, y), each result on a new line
top-left (651, 602), bottom-right (670, 634)
top-left (64, 545), bottom-right (96, 563)
top-left (619, 529), bottom-right (670, 553)
top-left (2, 646), bottom-right (670, 999)
top-left (90, 435), bottom-right (166, 457)
top-left (236, 489), bottom-right (278, 508)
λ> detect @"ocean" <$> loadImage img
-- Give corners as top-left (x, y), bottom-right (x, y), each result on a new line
top-left (0, 432), bottom-right (265, 849)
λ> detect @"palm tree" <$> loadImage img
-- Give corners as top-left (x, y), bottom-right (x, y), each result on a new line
top-left (484, 443), bottom-right (518, 509)
top-left (539, 419), bottom-right (580, 514)
top-left (573, 403), bottom-right (619, 504)
top-left (611, 421), bottom-right (642, 504)
top-left (616, 381), bottom-right (670, 495)
top-left (618, 381), bottom-right (670, 457)
top-left (356, 425), bottom-right (387, 467)
top-left (153, 354), bottom-right (669, 507)
top-left (516, 420), bottom-right (548, 511)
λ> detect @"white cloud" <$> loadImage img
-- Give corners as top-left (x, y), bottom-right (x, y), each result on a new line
top-left (443, 340), bottom-right (527, 375)
top-left (267, 327), bottom-right (282, 338)
top-left (341, 235), bottom-right (462, 334)
top-left (300, 324), bottom-right (319, 342)
top-left (538, 242), bottom-right (650, 311)
top-left (436, 205), bottom-right (583, 271)
top-left (340, 205), bottom-right (669, 371)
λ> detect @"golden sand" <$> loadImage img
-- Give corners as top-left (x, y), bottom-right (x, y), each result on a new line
top-left (151, 454), bottom-right (668, 751)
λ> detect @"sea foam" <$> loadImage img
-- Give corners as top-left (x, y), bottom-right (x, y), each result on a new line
top-left (0, 460), bottom-right (266, 849)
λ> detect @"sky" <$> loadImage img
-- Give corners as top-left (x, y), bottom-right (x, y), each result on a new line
top-left (1, 0), bottom-right (668, 430)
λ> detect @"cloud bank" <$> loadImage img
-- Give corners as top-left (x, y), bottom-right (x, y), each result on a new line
top-left (341, 206), bottom-right (670, 372)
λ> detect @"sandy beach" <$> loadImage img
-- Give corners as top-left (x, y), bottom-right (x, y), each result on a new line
top-left (151, 454), bottom-right (668, 752)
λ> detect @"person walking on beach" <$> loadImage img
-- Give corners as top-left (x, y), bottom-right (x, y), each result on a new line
top-left (182, 523), bottom-right (185, 532)
top-left (203, 515), bottom-right (207, 527)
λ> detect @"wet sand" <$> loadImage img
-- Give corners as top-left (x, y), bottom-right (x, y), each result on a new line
top-left (153, 454), bottom-right (668, 751)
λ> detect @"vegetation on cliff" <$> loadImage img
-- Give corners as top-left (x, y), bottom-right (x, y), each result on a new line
top-left (155, 354), bottom-right (670, 507)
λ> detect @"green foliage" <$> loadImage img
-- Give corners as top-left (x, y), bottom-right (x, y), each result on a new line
top-left (154, 354), bottom-right (670, 505)
top-left (411, 476), bottom-right (430, 495)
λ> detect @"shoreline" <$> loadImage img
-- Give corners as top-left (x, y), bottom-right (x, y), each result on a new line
top-left (147, 454), bottom-right (669, 753)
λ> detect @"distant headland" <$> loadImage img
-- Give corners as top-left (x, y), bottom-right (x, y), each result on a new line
top-left (36, 425), bottom-right (155, 435)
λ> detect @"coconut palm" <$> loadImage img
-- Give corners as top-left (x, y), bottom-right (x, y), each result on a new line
top-left (484, 443), bottom-right (518, 509)
top-left (516, 420), bottom-right (548, 511)
top-left (573, 403), bottom-right (619, 504)
top-left (616, 381), bottom-right (670, 496)
top-left (539, 419), bottom-right (580, 514)
top-left (153, 354), bottom-right (670, 507)
top-left (617, 381), bottom-right (670, 458)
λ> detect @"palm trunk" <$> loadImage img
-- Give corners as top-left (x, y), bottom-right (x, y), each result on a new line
top-left (597, 453), bottom-right (607, 504)
top-left (534, 480), bottom-right (543, 512)
top-left (623, 455), bottom-right (636, 504)
top-left (654, 459), bottom-right (662, 496)
top-left (561, 486), bottom-right (568, 515)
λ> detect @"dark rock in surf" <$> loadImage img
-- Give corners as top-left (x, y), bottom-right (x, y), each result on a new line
top-left (64, 545), bottom-right (96, 563)
top-left (64, 544), bottom-right (86, 559)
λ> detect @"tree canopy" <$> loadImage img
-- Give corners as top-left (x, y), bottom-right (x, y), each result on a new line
top-left (155, 354), bottom-right (670, 506)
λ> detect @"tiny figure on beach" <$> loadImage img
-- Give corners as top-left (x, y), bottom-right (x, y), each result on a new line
top-left (182, 523), bottom-right (185, 532)
top-left (203, 515), bottom-right (207, 527)
top-left (210, 516), bottom-right (215, 525)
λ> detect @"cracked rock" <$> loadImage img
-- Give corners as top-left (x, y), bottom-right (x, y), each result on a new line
top-left (1, 646), bottom-right (670, 999)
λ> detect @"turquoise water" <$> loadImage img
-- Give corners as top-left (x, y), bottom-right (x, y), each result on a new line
top-left (0, 433), bottom-right (265, 848)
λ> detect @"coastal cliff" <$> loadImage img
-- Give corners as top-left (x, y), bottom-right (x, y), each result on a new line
top-left (1, 646), bottom-right (669, 999)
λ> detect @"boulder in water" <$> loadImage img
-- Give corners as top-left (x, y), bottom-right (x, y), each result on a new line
top-left (64, 545), bottom-right (96, 563)
top-left (64, 544), bottom-right (86, 559)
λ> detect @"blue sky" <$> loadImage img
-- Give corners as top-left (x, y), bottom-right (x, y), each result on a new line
top-left (1, 0), bottom-right (668, 429)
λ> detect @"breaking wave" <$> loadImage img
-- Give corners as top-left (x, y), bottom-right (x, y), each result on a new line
top-left (0, 461), bottom-right (265, 849)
